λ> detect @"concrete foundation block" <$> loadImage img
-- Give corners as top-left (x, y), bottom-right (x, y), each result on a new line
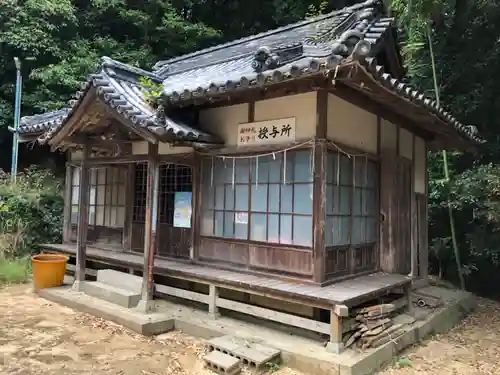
top-left (81, 281), bottom-right (141, 308)
top-left (204, 350), bottom-right (241, 375)
top-left (97, 269), bottom-right (145, 294)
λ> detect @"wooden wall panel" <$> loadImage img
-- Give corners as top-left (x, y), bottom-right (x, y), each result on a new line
top-left (249, 246), bottom-right (312, 276)
top-left (198, 238), bottom-right (248, 266)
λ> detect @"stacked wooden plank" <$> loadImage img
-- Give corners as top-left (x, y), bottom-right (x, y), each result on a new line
top-left (342, 303), bottom-right (403, 350)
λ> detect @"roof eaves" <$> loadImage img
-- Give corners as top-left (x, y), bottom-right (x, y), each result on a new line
top-left (352, 57), bottom-right (484, 144)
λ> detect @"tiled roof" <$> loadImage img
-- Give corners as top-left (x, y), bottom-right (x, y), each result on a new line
top-left (23, 57), bottom-right (218, 145)
top-left (18, 108), bottom-right (70, 135)
top-left (153, 0), bottom-right (393, 102)
top-left (344, 57), bottom-right (485, 144)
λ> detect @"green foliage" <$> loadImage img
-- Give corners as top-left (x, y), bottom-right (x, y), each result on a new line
top-left (0, 167), bottom-right (63, 259)
top-left (0, 257), bottom-right (31, 286)
top-left (139, 77), bottom-right (164, 105)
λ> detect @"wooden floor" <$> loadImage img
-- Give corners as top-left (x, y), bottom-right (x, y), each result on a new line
top-left (42, 243), bottom-right (411, 309)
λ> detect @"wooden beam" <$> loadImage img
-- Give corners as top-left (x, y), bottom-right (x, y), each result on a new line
top-left (137, 143), bottom-right (160, 312)
top-left (190, 153), bottom-right (201, 261)
top-left (419, 142), bottom-right (429, 281)
top-left (313, 89), bottom-right (328, 283)
top-left (62, 163), bottom-right (73, 243)
top-left (410, 134), bottom-right (418, 278)
top-left (73, 140), bottom-right (90, 290)
top-left (326, 310), bottom-right (344, 354)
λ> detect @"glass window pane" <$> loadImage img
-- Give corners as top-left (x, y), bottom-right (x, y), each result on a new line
top-left (352, 217), bottom-right (365, 245)
top-left (90, 169), bottom-right (97, 185)
top-left (224, 185), bottom-right (235, 210)
top-left (116, 207), bottom-right (125, 227)
top-left (366, 217), bottom-right (377, 243)
top-left (112, 184), bottom-right (119, 205)
top-left (293, 184), bottom-right (313, 214)
top-left (339, 155), bottom-right (352, 185)
top-left (224, 212), bottom-right (234, 237)
top-left (280, 184), bottom-right (293, 213)
top-left (118, 185), bottom-right (126, 205)
top-left (294, 151), bottom-right (312, 182)
top-left (354, 157), bottom-right (367, 187)
top-left (215, 186), bottom-right (225, 209)
top-left (214, 211), bottom-right (224, 236)
top-left (98, 168), bottom-right (107, 185)
top-left (268, 214), bottom-right (279, 243)
top-left (235, 159), bottom-right (249, 183)
top-left (353, 188), bottom-right (362, 216)
top-left (201, 209), bottom-right (214, 235)
top-left (96, 205), bottom-right (105, 226)
top-left (251, 185), bottom-right (267, 212)
top-left (97, 185), bottom-right (105, 205)
top-left (268, 184), bottom-right (280, 212)
top-left (223, 162), bottom-right (233, 183)
top-left (234, 212), bottom-right (248, 239)
top-left (201, 158), bottom-right (213, 185)
top-left (201, 185), bottom-right (214, 209)
top-left (88, 205), bottom-right (95, 225)
top-left (250, 213), bottom-right (267, 242)
top-left (332, 216), bottom-right (350, 246)
top-left (71, 205), bottom-right (78, 224)
top-left (214, 159), bottom-right (226, 184)
top-left (283, 152), bottom-right (294, 183)
top-left (268, 154), bottom-right (282, 183)
top-left (325, 216), bottom-right (334, 246)
top-left (326, 153), bottom-right (335, 184)
top-left (293, 216), bottom-right (312, 246)
top-left (280, 214), bottom-right (292, 245)
top-left (363, 189), bottom-right (377, 215)
top-left (251, 157), bottom-right (269, 183)
top-left (334, 186), bottom-right (351, 215)
top-left (72, 168), bottom-right (80, 186)
top-left (326, 184), bottom-right (334, 215)
top-left (71, 187), bottom-right (80, 205)
top-left (367, 161), bottom-right (378, 188)
top-left (235, 185), bottom-right (249, 211)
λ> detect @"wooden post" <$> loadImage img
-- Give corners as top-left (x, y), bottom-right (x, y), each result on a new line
top-left (73, 142), bottom-right (90, 291)
top-left (326, 305), bottom-right (348, 354)
top-left (208, 284), bottom-right (220, 319)
top-left (137, 143), bottom-right (159, 313)
top-left (313, 89), bottom-right (328, 283)
top-left (410, 134), bottom-right (418, 278)
top-left (122, 163), bottom-right (135, 251)
top-left (190, 153), bottom-right (201, 261)
top-left (419, 142), bottom-right (429, 282)
top-left (62, 163), bottom-right (73, 243)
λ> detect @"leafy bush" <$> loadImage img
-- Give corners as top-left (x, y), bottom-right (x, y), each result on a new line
top-left (0, 166), bottom-right (64, 259)
top-left (0, 257), bottom-right (31, 285)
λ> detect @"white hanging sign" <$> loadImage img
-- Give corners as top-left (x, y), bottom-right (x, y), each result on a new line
top-left (237, 117), bottom-right (296, 146)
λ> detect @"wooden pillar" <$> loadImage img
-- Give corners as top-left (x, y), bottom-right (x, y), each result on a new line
top-left (122, 163), bottom-right (135, 251)
top-left (379, 151), bottom-right (397, 273)
top-left (73, 142), bottom-right (90, 291)
top-left (62, 163), bottom-right (73, 243)
top-left (208, 284), bottom-right (220, 318)
top-left (410, 134), bottom-right (418, 278)
top-left (326, 304), bottom-right (348, 354)
top-left (419, 142), bottom-right (429, 281)
top-left (137, 143), bottom-right (159, 313)
top-left (313, 89), bottom-right (328, 283)
top-left (190, 153), bottom-right (201, 261)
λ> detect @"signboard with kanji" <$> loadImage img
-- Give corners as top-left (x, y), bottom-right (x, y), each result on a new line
top-left (237, 117), bottom-right (296, 146)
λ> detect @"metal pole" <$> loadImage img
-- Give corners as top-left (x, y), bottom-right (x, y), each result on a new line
top-left (11, 57), bottom-right (22, 182)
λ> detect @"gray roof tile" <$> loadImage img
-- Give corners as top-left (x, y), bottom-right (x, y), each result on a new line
top-left (28, 57), bottom-right (218, 145)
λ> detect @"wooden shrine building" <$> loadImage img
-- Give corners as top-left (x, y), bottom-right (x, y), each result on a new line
top-left (15, 0), bottom-right (483, 353)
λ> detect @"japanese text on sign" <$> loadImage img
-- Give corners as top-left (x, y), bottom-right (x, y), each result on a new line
top-left (237, 117), bottom-right (296, 146)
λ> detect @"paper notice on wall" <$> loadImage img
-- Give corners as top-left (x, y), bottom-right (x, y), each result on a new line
top-left (173, 192), bottom-right (192, 228)
top-left (235, 212), bottom-right (248, 224)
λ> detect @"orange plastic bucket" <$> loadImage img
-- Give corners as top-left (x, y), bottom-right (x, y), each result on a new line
top-left (31, 253), bottom-right (69, 291)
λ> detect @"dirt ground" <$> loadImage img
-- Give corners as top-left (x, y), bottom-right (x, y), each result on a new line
top-left (0, 284), bottom-right (499, 375)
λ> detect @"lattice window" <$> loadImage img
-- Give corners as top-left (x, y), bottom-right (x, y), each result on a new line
top-left (200, 150), bottom-right (314, 247)
top-left (132, 163), bottom-right (193, 225)
top-left (70, 166), bottom-right (127, 228)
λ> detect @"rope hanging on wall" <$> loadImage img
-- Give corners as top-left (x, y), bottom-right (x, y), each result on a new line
top-left (197, 138), bottom-right (372, 190)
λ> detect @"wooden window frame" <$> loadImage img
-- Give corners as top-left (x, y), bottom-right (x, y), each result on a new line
top-left (200, 148), bottom-right (314, 248)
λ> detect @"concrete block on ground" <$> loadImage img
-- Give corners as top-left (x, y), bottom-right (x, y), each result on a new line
top-left (80, 281), bottom-right (141, 308)
top-left (207, 336), bottom-right (249, 353)
top-left (204, 350), bottom-right (241, 375)
top-left (97, 269), bottom-right (145, 294)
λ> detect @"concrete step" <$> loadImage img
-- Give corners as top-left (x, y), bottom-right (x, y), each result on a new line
top-left (203, 350), bottom-right (241, 375)
top-left (80, 281), bottom-right (141, 308)
top-left (207, 336), bottom-right (281, 368)
top-left (97, 269), bottom-right (145, 294)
